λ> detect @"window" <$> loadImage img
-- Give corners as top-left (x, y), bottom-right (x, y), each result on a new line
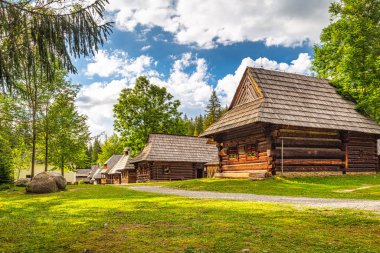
top-left (247, 144), bottom-right (258, 158)
top-left (238, 145), bottom-right (246, 155)
top-left (163, 167), bottom-right (171, 174)
top-left (228, 146), bottom-right (238, 159)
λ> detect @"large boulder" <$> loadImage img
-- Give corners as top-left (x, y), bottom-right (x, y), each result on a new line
top-left (26, 172), bottom-right (66, 194)
top-left (48, 172), bottom-right (67, 190)
top-left (15, 178), bottom-right (31, 187)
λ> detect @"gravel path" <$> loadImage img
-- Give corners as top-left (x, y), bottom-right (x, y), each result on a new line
top-left (129, 186), bottom-right (380, 212)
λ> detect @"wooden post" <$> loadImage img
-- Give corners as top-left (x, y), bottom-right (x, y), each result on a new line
top-left (281, 138), bottom-right (284, 175)
top-left (344, 143), bottom-right (348, 174)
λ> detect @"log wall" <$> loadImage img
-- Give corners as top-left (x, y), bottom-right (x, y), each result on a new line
top-left (217, 127), bottom-right (272, 178)
top-left (120, 170), bottom-right (136, 184)
top-left (346, 132), bottom-right (378, 172)
top-left (135, 162), bottom-right (204, 182)
top-left (272, 127), bottom-right (343, 173)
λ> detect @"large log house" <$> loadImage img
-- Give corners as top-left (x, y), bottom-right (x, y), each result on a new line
top-left (201, 67), bottom-right (380, 178)
top-left (130, 134), bottom-right (218, 182)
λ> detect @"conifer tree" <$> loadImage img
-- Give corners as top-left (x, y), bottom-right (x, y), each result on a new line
top-left (204, 90), bottom-right (222, 129)
top-left (0, 0), bottom-right (112, 91)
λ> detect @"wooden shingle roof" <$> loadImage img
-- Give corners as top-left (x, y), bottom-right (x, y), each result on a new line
top-left (102, 155), bottom-right (122, 174)
top-left (130, 134), bottom-right (218, 164)
top-left (108, 154), bottom-right (134, 174)
top-left (201, 68), bottom-right (380, 136)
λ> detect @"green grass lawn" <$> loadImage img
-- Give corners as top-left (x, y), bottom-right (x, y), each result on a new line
top-left (155, 175), bottom-right (380, 200)
top-left (0, 185), bottom-right (380, 252)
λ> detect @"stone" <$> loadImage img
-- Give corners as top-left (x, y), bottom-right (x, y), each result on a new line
top-left (15, 178), bottom-right (31, 187)
top-left (48, 172), bottom-right (67, 190)
top-left (26, 172), bottom-right (59, 194)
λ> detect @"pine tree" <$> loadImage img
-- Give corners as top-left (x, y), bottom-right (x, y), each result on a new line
top-left (204, 90), bottom-right (222, 129)
top-left (0, 0), bottom-right (112, 91)
top-left (193, 115), bottom-right (204, 136)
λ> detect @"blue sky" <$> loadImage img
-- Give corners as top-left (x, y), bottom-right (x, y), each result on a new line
top-left (73, 0), bottom-right (331, 137)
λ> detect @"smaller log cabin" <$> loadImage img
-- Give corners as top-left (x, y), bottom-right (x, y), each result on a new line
top-left (108, 148), bottom-right (136, 184)
top-left (201, 67), bottom-right (380, 178)
top-left (101, 155), bottom-right (122, 184)
top-left (130, 134), bottom-right (218, 182)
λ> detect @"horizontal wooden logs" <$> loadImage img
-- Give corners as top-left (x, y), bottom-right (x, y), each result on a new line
top-left (273, 131), bottom-right (340, 139)
top-left (222, 163), bottom-right (271, 171)
top-left (275, 159), bottom-right (343, 166)
top-left (274, 138), bottom-right (342, 148)
top-left (273, 148), bottom-right (344, 159)
top-left (280, 166), bottom-right (341, 172)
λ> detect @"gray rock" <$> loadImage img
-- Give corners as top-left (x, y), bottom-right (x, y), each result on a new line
top-left (48, 172), bottom-right (67, 190)
top-left (26, 172), bottom-right (59, 194)
top-left (15, 178), bottom-right (31, 187)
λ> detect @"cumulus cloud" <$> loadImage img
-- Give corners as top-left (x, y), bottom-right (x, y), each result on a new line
top-left (215, 53), bottom-right (312, 105)
top-left (77, 51), bottom-right (312, 136)
top-left (106, 0), bottom-right (330, 48)
top-left (151, 53), bottom-right (213, 116)
top-left (85, 49), bottom-right (158, 79)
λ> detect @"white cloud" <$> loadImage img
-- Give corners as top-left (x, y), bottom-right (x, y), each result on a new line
top-left (85, 50), bottom-right (158, 79)
top-left (77, 51), bottom-right (312, 136)
top-left (151, 53), bottom-right (213, 117)
top-left (215, 53), bottom-right (312, 105)
top-left (141, 45), bottom-right (151, 51)
top-left (107, 0), bottom-right (331, 48)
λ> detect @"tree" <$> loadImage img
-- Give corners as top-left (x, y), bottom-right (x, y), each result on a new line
top-left (92, 137), bottom-right (102, 164)
top-left (313, 0), bottom-right (380, 122)
top-left (48, 88), bottom-right (90, 176)
top-left (0, 93), bottom-right (31, 182)
top-left (113, 76), bottom-right (186, 156)
top-left (0, 0), bottom-right (112, 91)
top-left (193, 115), bottom-right (204, 136)
top-left (97, 134), bottom-right (124, 165)
top-left (203, 90), bottom-right (222, 129)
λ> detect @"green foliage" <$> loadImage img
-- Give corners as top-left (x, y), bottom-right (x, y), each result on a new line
top-left (113, 76), bottom-right (186, 156)
top-left (203, 90), bottom-right (222, 129)
top-left (48, 87), bottom-right (90, 174)
top-left (0, 134), bottom-right (13, 183)
top-left (193, 115), bottom-right (204, 136)
top-left (91, 138), bottom-right (102, 164)
top-left (0, 0), bottom-right (112, 91)
top-left (313, 0), bottom-right (380, 122)
top-left (0, 185), bottom-right (380, 252)
top-left (97, 134), bottom-right (124, 165)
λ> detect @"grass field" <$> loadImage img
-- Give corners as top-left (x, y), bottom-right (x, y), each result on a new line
top-left (158, 175), bottom-right (380, 200)
top-left (0, 184), bottom-right (380, 252)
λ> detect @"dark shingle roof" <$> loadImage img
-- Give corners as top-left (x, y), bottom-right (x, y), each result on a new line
top-left (102, 155), bottom-right (122, 174)
top-left (201, 68), bottom-right (380, 136)
top-left (130, 134), bottom-right (218, 164)
top-left (88, 165), bottom-right (100, 179)
top-left (76, 169), bottom-right (91, 177)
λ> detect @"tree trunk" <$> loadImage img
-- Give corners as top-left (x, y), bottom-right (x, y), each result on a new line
top-left (44, 105), bottom-right (49, 172)
top-left (31, 100), bottom-right (37, 178)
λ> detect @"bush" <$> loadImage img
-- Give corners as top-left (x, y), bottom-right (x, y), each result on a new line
top-left (78, 180), bottom-right (85, 185)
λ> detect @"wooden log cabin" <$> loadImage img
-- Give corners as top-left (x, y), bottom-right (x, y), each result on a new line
top-left (108, 148), bottom-right (136, 184)
top-left (130, 134), bottom-right (218, 182)
top-left (200, 67), bottom-right (380, 178)
top-left (101, 155), bottom-right (122, 184)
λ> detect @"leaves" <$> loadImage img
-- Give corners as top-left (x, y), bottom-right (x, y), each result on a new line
top-left (113, 76), bottom-right (186, 156)
top-left (313, 0), bottom-right (380, 123)
top-left (0, 0), bottom-right (112, 91)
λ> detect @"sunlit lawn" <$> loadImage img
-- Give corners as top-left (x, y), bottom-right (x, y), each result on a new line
top-left (157, 175), bottom-right (380, 200)
top-left (0, 184), bottom-right (380, 252)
